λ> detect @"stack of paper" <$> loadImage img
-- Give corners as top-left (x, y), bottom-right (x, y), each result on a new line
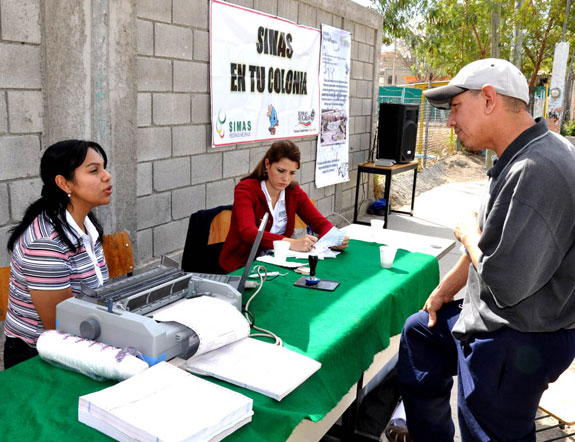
top-left (79, 362), bottom-right (253, 442)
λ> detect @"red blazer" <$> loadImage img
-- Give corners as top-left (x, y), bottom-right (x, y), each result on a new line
top-left (219, 178), bottom-right (333, 272)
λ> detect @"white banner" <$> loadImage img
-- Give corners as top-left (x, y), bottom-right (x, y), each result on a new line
top-left (315, 25), bottom-right (351, 188)
top-left (546, 41), bottom-right (570, 133)
top-left (210, 0), bottom-right (320, 147)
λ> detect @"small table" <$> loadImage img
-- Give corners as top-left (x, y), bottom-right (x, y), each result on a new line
top-left (353, 161), bottom-right (418, 228)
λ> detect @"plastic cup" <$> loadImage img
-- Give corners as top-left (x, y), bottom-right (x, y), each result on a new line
top-left (379, 245), bottom-right (397, 269)
top-left (371, 219), bottom-right (385, 243)
top-left (273, 240), bottom-right (290, 263)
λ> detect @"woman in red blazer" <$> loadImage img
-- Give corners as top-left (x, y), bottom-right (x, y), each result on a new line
top-left (219, 140), bottom-right (348, 272)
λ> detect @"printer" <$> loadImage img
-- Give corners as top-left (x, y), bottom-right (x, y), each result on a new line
top-left (56, 261), bottom-right (242, 366)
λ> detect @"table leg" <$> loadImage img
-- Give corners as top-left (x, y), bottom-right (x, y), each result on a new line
top-left (353, 168), bottom-right (362, 223)
top-left (410, 167), bottom-right (417, 216)
top-left (383, 171), bottom-right (391, 228)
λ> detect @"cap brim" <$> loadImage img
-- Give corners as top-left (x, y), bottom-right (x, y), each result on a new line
top-left (424, 85), bottom-right (468, 110)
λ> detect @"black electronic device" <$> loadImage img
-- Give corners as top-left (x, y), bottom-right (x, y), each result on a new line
top-left (377, 102), bottom-right (419, 164)
top-left (294, 276), bottom-right (340, 291)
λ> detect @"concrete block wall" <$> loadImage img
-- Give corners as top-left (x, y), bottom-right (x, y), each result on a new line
top-left (0, 0), bottom-right (43, 267)
top-left (134, 0), bottom-right (383, 268)
top-left (0, 0), bottom-right (382, 270)
top-left (136, 0), bottom-right (213, 266)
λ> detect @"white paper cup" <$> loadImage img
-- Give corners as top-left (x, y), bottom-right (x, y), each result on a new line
top-left (371, 219), bottom-right (385, 243)
top-left (379, 245), bottom-right (397, 269)
top-left (273, 240), bottom-right (290, 263)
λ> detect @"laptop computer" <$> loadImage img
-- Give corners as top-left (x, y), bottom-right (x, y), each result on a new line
top-left (190, 212), bottom-right (269, 294)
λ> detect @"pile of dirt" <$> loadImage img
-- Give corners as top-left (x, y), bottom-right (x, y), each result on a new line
top-left (384, 152), bottom-right (488, 209)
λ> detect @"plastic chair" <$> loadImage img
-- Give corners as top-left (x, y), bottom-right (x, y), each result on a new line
top-left (181, 205), bottom-right (232, 274)
top-left (0, 266), bottom-right (10, 321)
top-left (102, 232), bottom-right (134, 279)
top-left (208, 209), bottom-right (232, 245)
top-left (294, 198), bottom-right (316, 230)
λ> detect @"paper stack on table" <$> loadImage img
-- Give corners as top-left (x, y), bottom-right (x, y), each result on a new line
top-left (79, 361), bottom-right (253, 442)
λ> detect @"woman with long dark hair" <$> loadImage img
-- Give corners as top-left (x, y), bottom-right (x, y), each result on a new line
top-left (4, 140), bottom-right (112, 368)
top-left (219, 140), bottom-right (348, 272)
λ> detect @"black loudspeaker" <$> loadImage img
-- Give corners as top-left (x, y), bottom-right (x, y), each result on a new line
top-left (377, 103), bottom-right (419, 164)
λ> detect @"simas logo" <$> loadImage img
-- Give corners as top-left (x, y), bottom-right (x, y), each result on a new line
top-left (297, 108), bottom-right (315, 127)
top-left (215, 109), bottom-right (226, 139)
top-left (229, 119), bottom-right (252, 139)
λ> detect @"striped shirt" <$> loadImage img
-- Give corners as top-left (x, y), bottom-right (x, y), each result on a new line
top-left (4, 211), bottom-right (109, 347)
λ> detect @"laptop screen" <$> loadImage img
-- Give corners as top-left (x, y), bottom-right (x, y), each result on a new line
top-left (236, 212), bottom-right (269, 294)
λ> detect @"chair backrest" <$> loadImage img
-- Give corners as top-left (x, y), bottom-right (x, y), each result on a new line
top-left (0, 266), bottom-right (10, 321)
top-left (102, 231), bottom-right (134, 279)
top-left (181, 205), bottom-right (232, 274)
top-left (294, 198), bottom-right (316, 230)
top-left (208, 209), bottom-right (232, 245)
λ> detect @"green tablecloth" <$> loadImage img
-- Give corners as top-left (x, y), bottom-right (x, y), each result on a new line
top-left (0, 240), bottom-right (438, 441)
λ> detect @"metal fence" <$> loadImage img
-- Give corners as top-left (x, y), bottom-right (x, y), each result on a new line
top-left (379, 86), bottom-right (457, 168)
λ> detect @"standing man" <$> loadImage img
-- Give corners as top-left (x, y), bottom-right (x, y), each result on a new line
top-left (395, 59), bottom-right (575, 442)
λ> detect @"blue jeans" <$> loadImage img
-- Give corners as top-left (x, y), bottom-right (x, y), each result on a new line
top-left (397, 301), bottom-right (575, 442)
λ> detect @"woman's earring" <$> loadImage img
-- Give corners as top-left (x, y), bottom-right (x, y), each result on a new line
top-left (67, 193), bottom-right (71, 198)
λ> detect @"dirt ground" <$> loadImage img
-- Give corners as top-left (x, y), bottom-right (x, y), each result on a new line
top-left (382, 151), bottom-right (488, 209)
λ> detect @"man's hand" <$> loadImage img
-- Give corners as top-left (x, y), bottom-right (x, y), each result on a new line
top-left (454, 211), bottom-right (481, 247)
top-left (423, 287), bottom-right (454, 328)
top-left (454, 211), bottom-right (482, 268)
top-left (422, 253), bottom-right (472, 327)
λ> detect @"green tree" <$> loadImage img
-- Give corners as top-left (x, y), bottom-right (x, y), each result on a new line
top-left (371, 0), bottom-right (574, 89)
top-left (517, 0), bottom-right (573, 89)
top-left (371, 0), bottom-right (430, 46)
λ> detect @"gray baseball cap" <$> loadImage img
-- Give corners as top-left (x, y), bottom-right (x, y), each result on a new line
top-left (424, 58), bottom-right (530, 110)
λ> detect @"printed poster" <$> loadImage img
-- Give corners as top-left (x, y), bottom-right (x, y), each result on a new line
top-left (210, 0), bottom-right (321, 147)
top-left (315, 24), bottom-right (351, 188)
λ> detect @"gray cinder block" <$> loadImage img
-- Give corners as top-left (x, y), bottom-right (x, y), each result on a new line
top-left (153, 157), bottom-right (191, 191)
top-left (137, 192), bottom-right (172, 230)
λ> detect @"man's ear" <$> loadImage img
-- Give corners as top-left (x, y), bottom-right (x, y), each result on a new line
top-left (481, 85), bottom-right (498, 114)
top-left (54, 175), bottom-right (71, 194)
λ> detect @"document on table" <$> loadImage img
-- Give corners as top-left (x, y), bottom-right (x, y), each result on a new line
top-left (152, 296), bottom-right (321, 401)
top-left (287, 248), bottom-right (340, 260)
top-left (78, 361), bottom-right (253, 442)
top-left (314, 226), bottom-right (346, 249)
top-left (186, 338), bottom-right (321, 401)
top-left (255, 255), bottom-right (303, 268)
